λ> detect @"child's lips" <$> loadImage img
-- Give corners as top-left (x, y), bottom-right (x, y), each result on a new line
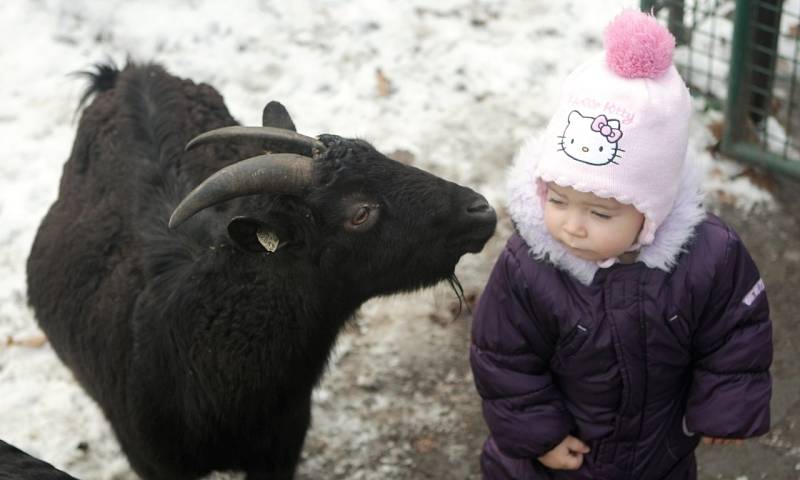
top-left (563, 240), bottom-right (589, 253)
top-left (564, 242), bottom-right (596, 259)
top-left (556, 235), bottom-right (595, 258)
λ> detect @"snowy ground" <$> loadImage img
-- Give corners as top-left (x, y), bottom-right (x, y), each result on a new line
top-left (0, 1), bottom-right (783, 479)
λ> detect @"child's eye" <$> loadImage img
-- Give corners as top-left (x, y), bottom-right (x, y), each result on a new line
top-left (548, 198), bottom-right (565, 205)
top-left (570, 138), bottom-right (574, 144)
top-left (591, 211), bottom-right (611, 219)
top-left (599, 146), bottom-right (604, 152)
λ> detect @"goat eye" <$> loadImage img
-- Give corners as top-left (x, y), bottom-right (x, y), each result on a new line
top-left (344, 202), bottom-right (379, 231)
top-left (352, 206), bottom-right (370, 225)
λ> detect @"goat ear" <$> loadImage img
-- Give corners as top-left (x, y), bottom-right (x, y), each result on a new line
top-left (262, 101), bottom-right (296, 132)
top-left (227, 216), bottom-right (298, 254)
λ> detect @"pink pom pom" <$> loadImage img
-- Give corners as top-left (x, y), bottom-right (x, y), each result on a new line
top-left (604, 10), bottom-right (675, 79)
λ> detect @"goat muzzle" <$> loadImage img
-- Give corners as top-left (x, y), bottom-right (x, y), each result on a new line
top-left (168, 153), bottom-right (313, 229)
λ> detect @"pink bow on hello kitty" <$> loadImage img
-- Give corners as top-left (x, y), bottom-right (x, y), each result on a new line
top-left (591, 115), bottom-right (623, 142)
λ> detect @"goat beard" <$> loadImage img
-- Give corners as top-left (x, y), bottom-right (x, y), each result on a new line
top-left (447, 274), bottom-right (469, 318)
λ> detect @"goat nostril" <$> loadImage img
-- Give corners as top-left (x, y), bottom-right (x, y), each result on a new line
top-left (467, 198), bottom-right (492, 214)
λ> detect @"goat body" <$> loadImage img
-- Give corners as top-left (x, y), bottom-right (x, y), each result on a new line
top-left (0, 440), bottom-right (78, 480)
top-left (27, 63), bottom-right (496, 479)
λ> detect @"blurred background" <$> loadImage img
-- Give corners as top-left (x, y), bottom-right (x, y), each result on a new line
top-left (0, 0), bottom-right (797, 478)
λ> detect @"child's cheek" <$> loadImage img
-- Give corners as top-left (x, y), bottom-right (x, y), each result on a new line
top-left (543, 205), bottom-right (559, 239)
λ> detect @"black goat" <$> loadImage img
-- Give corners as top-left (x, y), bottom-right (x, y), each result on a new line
top-left (26, 62), bottom-right (496, 480)
top-left (0, 440), bottom-right (78, 480)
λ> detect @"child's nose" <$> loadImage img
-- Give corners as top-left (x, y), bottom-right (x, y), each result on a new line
top-left (563, 217), bottom-right (587, 237)
top-left (581, 146), bottom-right (589, 153)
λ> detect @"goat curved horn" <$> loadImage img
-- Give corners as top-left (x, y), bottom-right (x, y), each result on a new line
top-left (185, 126), bottom-right (326, 158)
top-left (169, 153), bottom-right (313, 229)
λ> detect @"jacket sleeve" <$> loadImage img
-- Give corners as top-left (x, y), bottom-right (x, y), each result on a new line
top-left (470, 246), bottom-right (574, 459)
top-left (685, 226), bottom-right (772, 438)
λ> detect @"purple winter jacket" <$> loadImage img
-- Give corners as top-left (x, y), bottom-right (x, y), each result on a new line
top-left (470, 213), bottom-right (772, 479)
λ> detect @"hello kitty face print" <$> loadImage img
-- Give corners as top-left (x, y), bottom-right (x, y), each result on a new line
top-left (558, 110), bottom-right (625, 166)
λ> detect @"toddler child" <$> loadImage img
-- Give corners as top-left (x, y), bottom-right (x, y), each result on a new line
top-left (470, 10), bottom-right (772, 479)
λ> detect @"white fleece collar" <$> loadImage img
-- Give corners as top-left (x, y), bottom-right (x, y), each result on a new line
top-left (507, 137), bottom-right (707, 285)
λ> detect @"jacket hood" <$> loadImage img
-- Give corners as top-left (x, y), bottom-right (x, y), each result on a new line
top-left (507, 135), bottom-right (707, 285)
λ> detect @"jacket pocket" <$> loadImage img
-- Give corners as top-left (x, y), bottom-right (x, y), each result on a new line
top-left (648, 411), bottom-right (699, 478)
top-left (555, 323), bottom-right (590, 362)
top-left (665, 415), bottom-right (700, 462)
top-left (664, 311), bottom-right (692, 352)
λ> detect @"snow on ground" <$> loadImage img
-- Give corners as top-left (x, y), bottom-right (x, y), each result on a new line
top-left (0, 1), bottom-right (776, 479)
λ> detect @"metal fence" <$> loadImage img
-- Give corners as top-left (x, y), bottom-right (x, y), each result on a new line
top-left (642, 0), bottom-right (800, 178)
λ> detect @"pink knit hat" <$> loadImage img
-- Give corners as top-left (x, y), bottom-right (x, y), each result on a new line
top-left (533, 10), bottom-right (692, 245)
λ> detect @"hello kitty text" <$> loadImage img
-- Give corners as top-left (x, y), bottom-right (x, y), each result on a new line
top-left (567, 95), bottom-right (635, 125)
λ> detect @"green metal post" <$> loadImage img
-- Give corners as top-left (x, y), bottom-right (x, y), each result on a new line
top-left (668, 2), bottom-right (688, 45)
top-left (722, 0), bottom-right (754, 153)
top-left (750, 0), bottom-right (783, 125)
top-left (726, 143), bottom-right (800, 178)
top-left (641, 0), bottom-right (659, 14)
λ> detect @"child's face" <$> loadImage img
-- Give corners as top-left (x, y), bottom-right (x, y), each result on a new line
top-left (543, 182), bottom-right (644, 262)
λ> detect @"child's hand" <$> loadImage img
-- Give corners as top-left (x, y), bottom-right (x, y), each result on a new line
top-left (701, 436), bottom-right (744, 446)
top-left (537, 435), bottom-right (590, 470)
